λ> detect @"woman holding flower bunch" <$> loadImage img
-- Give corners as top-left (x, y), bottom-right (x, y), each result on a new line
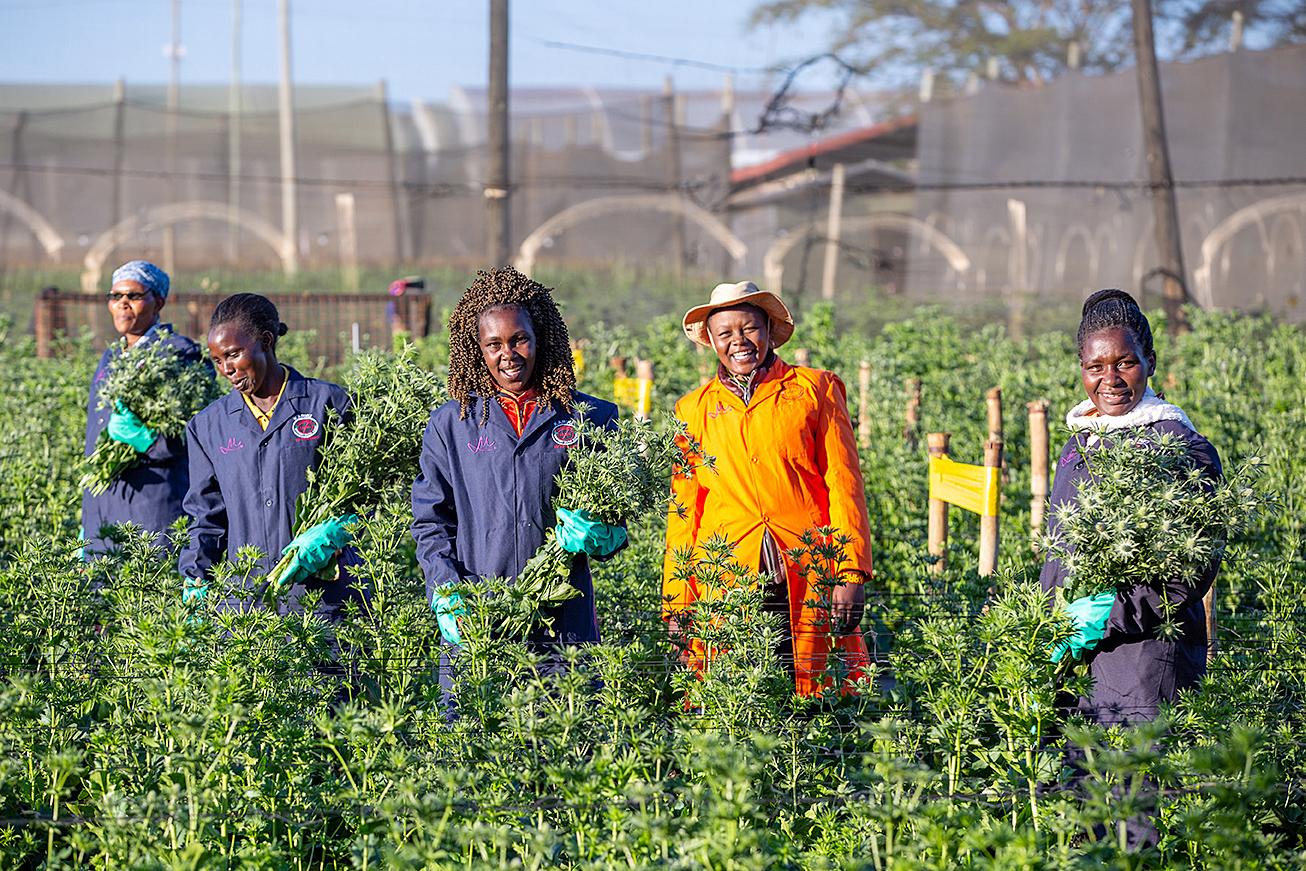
top-left (179, 293), bottom-right (363, 619)
top-left (1040, 288), bottom-right (1222, 726)
top-left (411, 267), bottom-right (623, 656)
top-left (82, 260), bottom-right (208, 558)
top-left (662, 280), bottom-right (873, 697)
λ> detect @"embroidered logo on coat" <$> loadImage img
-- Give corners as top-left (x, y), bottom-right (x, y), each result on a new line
top-left (220, 437), bottom-right (245, 455)
top-left (551, 421), bottom-right (579, 448)
top-left (707, 401), bottom-right (733, 419)
top-left (291, 414), bottom-right (321, 441)
top-left (468, 434), bottom-right (497, 454)
top-left (1060, 450), bottom-right (1081, 468)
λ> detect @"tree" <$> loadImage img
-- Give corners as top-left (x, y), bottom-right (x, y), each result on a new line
top-left (749, 0), bottom-right (1304, 87)
top-left (1158, 0), bottom-right (1305, 55)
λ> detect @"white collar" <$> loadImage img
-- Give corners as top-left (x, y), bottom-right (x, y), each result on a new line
top-left (1065, 387), bottom-right (1194, 432)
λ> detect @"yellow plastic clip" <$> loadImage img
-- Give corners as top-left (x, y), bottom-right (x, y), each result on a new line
top-left (929, 454), bottom-right (1001, 517)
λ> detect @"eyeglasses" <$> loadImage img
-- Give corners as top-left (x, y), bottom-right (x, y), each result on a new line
top-left (106, 291), bottom-right (153, 303)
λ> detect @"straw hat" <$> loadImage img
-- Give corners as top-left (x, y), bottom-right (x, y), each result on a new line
top-left (682, 280), bottom-right (795, 348)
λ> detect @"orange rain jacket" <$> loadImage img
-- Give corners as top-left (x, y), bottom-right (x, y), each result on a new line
top-left (662, 358), bottom-right (873, 696)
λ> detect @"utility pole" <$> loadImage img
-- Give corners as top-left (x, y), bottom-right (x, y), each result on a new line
top-left (1130, 0), bottom-right (1189, 334)
top-left (163, 0), bottom-right (182, 274)
top-left (664, 75), bottom-right (685, 279)
top-left (485, 0), bottom-right (510, 266)
top-left (278, 0), bottom-right (299, 274)
top-left (227, 0), bottom-right (242, 263)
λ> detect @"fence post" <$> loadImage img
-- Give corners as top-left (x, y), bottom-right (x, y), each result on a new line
top-left (978, 438), bottom-right (1003, 576)
top-left (793, 347), bottom-right (810, 367)
top-left (927, 432), bottom-right (951, 574)
top-left (635, 359), bottom-right (655, 421)
top-left (857, 359), bottom-right (872, 449)
top-left (1027, 400), bottom-right (1050, 548)
top-left (986, 386), bottom-right (1003, 443)
top-left (1204, 587), bottom-right (1218, 661)
top-left (34, 288), bottom-right (59, 359)
top-left (904, 378), bottom-right (921, 447)
top-left (408, 293), bottom-right (431, 338)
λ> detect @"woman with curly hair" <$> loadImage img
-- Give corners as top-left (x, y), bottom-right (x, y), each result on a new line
top-left (411, 267), bottom-right (623, 656)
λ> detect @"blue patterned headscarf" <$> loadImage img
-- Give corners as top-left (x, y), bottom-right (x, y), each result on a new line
top-left (111, 260), bottom-right (170, 299)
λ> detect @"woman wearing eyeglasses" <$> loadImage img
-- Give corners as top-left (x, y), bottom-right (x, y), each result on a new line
top-left (81, 260), bottom-right (210, 558)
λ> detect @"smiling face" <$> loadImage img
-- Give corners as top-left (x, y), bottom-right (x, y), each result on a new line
top-left (478, 305), bottom-right (537, 396)
top-left (707, 304), bottom-right (771, 378)
top-left (208, 321), bottom-right (277, 396)
top-left (1079, 326), bottom-right (1155, 416)
top-left (107, 279), bottom-right (165, 341)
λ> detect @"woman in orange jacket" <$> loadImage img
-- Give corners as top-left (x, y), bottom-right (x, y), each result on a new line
top-left (662, 281), bottom-right (872, 697)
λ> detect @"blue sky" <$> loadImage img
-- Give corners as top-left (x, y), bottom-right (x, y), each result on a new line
top-left (0, 0), bottom-right (832, 101)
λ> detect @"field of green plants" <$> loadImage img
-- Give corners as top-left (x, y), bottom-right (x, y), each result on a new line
top-left (0, 301), bottom-right (1303, 869)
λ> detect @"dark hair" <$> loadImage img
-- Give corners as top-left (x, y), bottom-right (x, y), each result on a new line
top-left (1077, 289), bottom-right (1153, 359)
top-left (447, 267), bottom-right (575, 424)
top-left (210, 293), bottom-right (289, 349)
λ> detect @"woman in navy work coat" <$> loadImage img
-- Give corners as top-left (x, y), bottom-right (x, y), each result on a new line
top-left (82, 260), bottom-right (208, 557)
top-left (179, 293), bottom-right (363, 619)
top-left (411, 267), bottom-right (623, 650)
top-left (1041, 289), bottom-right (1222, 849)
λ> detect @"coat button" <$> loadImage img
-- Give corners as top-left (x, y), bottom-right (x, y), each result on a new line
top-left (751, 456), bottom-right (759, 464)
top-left (265, 499), bottom-right (273, 507)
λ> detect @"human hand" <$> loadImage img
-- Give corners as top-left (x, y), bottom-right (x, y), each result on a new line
top-left (554, 507), bottom-right (627, 557)
top-left (107, 402), bottom-right (157, 453)
top-left (1051, 591), bottom-right (1116, 663)
top-left (431, 587), bottom-right (466, 646)
top-left (832, 573), bottom-right (866, 635)
top-left (278, 515), bottom-right (359, 586)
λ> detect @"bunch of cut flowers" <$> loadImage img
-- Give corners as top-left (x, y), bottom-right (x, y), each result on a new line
top-left (487, 407), bottom-right (712, 639)
top-left (1045, 426), bottom-right (1264, 636)
top-left (79, 330), bottom-right (222, 494)
top-left (265, 345), bottom-right (446, 590)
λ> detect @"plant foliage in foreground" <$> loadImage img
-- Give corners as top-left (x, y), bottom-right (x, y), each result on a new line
top-left (79, 330), bottom-right (222, 494)
top-left (0, 305), bottom-right (1303, 868)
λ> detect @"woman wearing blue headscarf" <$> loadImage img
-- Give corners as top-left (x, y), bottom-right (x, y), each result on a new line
top-left (81, 260), bottom-right (210, 557)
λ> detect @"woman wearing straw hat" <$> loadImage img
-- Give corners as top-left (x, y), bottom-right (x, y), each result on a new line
top-left (662, 280), bottom-right (873, 697)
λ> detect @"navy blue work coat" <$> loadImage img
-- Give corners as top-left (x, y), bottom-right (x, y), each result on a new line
top-left (1039, 418), bottom-right (1222, 725)
top-left (81, 323), bottom-right (208, 556)
top-left (179, 366), bottom-right (362, 619)
top-left (411, 391), bottom-right (619, 644)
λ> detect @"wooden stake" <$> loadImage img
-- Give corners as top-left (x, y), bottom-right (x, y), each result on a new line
top-left (985, 387), bottom-right (1003, 443)
top-left (978, 438), bottom-right (1003, 576)
top-left (904, 378), bottom-right (921, 446)
top-left (857, 360), bottom-right (872, 449)
top-left (634, 359), bottom-right (655, 421)
top-left (1027, 400), bottom-right (1050, 549)
top-left (927, 432), bottom-right (950, 574)
top-left (793, 347), bottom-right (810, 367)
top-left (1204, 586), bottom-right (1218, 661)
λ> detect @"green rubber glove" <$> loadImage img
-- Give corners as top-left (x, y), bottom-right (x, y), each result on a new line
top-left (278, 515), bottom-right (359, 586)
top-left (182, 576), bottom-right (208, 604)
top-left (1051, 591), bottom-right (1117, 663)
top-left (554, 507), bottom-right (627, 557)
top-left (431, 587), bottom-right (465, 646)
top-left (107, 402), bottom-right (157, 453)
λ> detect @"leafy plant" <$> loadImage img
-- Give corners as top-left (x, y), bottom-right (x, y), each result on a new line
top-left (493, 408), bottom-right (712, 639)
top-left (1046, 427), bottom-right (1266, 628)
top-left (78, 330), bottom-right (222, 494)
top-left (266, 345), bottom-right (446, 589)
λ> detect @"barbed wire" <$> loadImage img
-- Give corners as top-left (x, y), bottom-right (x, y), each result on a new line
top-left (2, 161), bottom-right (1302, 195)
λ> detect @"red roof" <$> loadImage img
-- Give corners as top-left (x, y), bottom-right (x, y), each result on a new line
top-left (731, 115), bottom-right (917, 188)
